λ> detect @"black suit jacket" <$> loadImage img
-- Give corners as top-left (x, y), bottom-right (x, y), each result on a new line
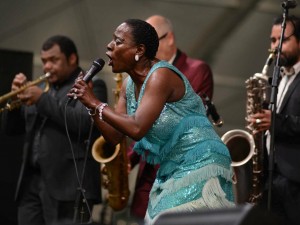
top-left (273, 71), bottom-right (300, 183)
top-left (1, 67), bottom-right (107, 201)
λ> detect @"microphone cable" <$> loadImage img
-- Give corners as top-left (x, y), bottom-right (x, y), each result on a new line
top-left (64, 99), bottom-right (93, 223)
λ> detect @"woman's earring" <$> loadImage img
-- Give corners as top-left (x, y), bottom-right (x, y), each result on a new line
top-left (135, 54), bottom-right (139, 62)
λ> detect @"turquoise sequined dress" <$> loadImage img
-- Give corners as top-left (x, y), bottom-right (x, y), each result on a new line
top-left (126, 61), bottom-right (235, 225)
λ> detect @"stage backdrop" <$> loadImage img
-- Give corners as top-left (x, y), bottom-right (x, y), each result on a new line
top-left (0, 49), bottom-right (33, 225)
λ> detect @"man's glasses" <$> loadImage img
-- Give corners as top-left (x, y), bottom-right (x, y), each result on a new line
top-left (271, 32), bottom-right (295, 44)
top-left (283, 32), bottom-right (295, 42)
top-left (158, 32), bottom-right (168, 41)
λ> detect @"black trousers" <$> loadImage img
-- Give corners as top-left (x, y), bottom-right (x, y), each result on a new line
top-left (18, 171), bottom-right (96, 225)
top-left (260, 172), bottom-right (300, 225)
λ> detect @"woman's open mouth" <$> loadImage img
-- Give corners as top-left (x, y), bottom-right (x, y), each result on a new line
top-left (106, 53), bottom-right (113, 66)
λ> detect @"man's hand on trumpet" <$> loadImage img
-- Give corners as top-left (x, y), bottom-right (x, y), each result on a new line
top-left (11, 73), bottom-right (27, 94)
top-left (13, 73), bottom-right (43, 106)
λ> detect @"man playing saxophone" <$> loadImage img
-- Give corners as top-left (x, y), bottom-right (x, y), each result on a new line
top-left (250, 15), bottom-right (300, 225)
top-left (1, 35), bottom-right (107, 225)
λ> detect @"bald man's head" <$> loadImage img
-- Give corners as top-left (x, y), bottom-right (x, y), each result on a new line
top-left (146, 15), bottom-right (177, 61)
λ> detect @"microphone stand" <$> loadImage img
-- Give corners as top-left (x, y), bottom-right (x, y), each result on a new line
top-left (73, 119), bottom-right (94, 224)
top-left (267, 2), bottom-right (290, 211)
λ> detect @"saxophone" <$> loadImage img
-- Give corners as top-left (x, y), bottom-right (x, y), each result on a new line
top-left (221, 49), bottom-right (276, 204)
top-left (92, 73), bottom-right (130, 211)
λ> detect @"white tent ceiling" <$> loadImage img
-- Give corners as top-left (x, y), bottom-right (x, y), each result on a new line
top-left (0, 0), bottom-right (299, 135)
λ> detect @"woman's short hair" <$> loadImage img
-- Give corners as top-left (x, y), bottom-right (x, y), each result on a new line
top-left (125, 19), bottom-right (159, 60)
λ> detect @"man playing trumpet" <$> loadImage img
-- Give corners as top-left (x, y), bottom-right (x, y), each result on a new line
top-left (1, 35), bottom-right (107, 225)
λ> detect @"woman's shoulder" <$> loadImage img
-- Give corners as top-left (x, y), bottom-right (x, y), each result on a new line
top-left (151, 60), bottom-right (176, 71)
top-left (148, 60), bottom-right (183, 78)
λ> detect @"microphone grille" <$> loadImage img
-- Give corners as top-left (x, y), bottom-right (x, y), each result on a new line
top-left (93, 58), bottom-right (105, 69)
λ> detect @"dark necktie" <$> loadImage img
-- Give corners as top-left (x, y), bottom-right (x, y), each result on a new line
top-left (31, 86), bottom-right (57, 167)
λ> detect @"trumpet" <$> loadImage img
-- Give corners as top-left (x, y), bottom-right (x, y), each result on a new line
top-left (0, 72), bottom-right (51, 112)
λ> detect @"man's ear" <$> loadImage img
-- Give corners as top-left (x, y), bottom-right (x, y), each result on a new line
top-left (168, 32), bottom-right (175, 46)
top-left (68, 53), bottom-right (77, 66)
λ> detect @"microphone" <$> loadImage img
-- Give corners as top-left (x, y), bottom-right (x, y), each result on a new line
top-left (202, 93), bottom-right (223, 127)
top-left (82, 58), bottom-right (105, 83)
top-left (282, 0), bottom-right (297, 9)
top-left (68, 58), bottom-right (105, 102)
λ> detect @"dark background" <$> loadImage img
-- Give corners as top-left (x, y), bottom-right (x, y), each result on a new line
top-left (0, 49), bottom-right (33, 225)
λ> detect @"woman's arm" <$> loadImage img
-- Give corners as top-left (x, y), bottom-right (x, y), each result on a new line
top-left (72, 68), bottom-right (185, 144)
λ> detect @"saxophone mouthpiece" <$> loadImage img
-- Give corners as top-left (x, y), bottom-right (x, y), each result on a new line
top-left (262, 49), bottom-right (277, 75)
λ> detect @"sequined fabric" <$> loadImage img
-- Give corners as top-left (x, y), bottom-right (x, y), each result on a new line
top-left (126, 61), bottom-right (235, 224)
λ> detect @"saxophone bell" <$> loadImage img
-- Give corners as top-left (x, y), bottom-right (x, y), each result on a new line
top-left (222, 129), bottom-right (255, 167)
top-left (92, 136), bottom-right (130, 211)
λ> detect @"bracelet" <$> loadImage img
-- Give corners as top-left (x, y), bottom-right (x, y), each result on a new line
top-left (97, 103), bottom-right (108, 120)
top-left (86, 103), bottom-right (101, 116)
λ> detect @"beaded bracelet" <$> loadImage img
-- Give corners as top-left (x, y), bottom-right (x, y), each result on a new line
top-left (97, 103), bottom-right (108, 120)
top-left (86, 103), bottom-right (101, 116)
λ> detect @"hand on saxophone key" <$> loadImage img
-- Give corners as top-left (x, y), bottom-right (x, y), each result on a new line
top-left (248, 110), bottom-right (271, 134)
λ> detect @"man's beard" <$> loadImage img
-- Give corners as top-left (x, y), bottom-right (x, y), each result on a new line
top-left (279, 53), bottom-right (298, 68)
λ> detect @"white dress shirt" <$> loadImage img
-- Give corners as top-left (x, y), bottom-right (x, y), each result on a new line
top-left (266, 62), bottom-right (300, 154)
